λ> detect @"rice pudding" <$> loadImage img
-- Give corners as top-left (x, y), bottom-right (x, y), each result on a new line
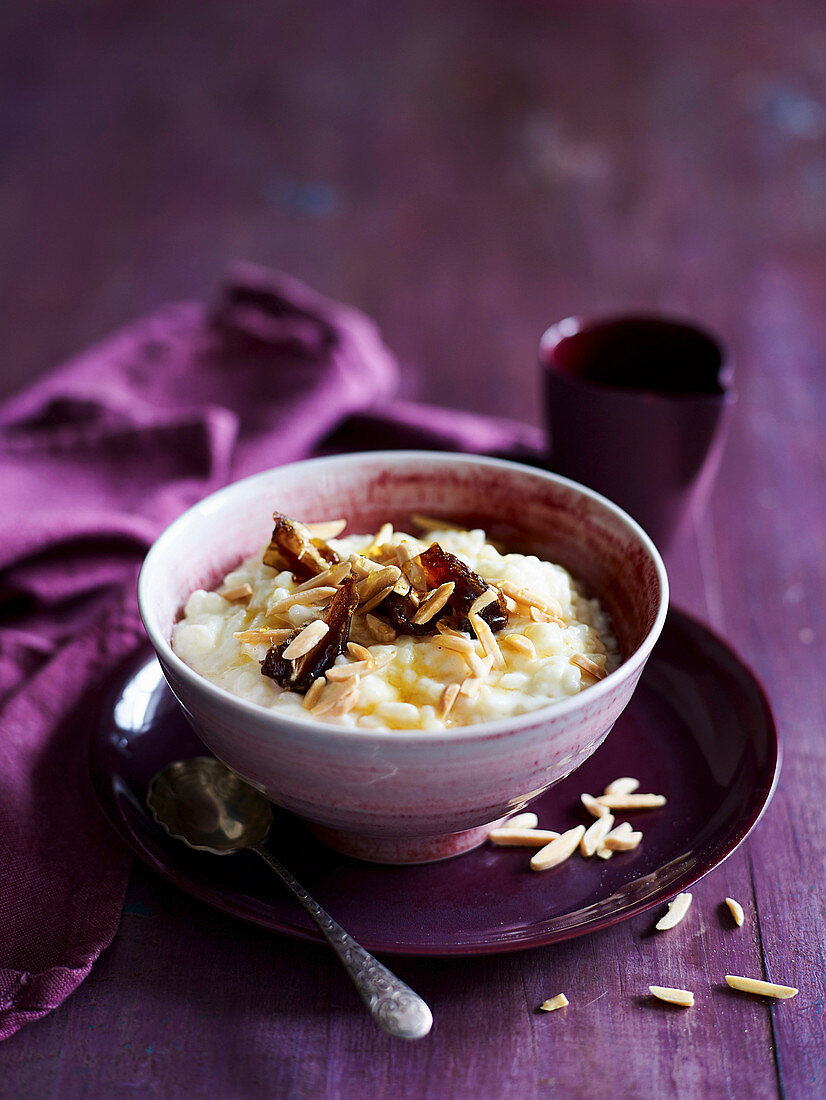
top-left (172, 513), bottom-right (618, 731)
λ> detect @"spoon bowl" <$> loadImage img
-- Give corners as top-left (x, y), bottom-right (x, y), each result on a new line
top-left (148, 757), bottom-right (273, 853)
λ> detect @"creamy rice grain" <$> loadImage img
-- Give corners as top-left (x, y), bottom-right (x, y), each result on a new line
top-left (172, 526), bottom-right (618, 730)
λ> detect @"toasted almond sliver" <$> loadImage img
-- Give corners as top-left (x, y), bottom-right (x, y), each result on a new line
top-left (530, 825), bottom-right (586, 871)
top-left (219, 583), bottom-right (253, 602)
top-left (497, 581), bottom-right (562, 620)
top-left (348, 554), bottom-right (385, 579)
top-left (412, 581), bottom-right (456, 625)
top-left (365, 614), bottom-right (397, 643)
top-left (397, 542), bottom-right (428, 591)
top-left (603, 829), bottom-right (642, 852)
top-left (347, 642), bottom-right (373, 663)
top-left (601, 821), bottom-right (635, 850)
top-left (597, 793), bottom-right (667, 810)
top-left (410, 514), bottom-right (466, 533)
top-left (432, 634), bottom-right (476, 656)
top-left (649, 985), bottom-right (695, 1007)
top-left (604, 776), bottom-right (640, 797)
top-left (281, 620), bottom-right (330, 659)
top-left (325, 685), bottom-right (361, 717)
top-left (596, 847), bottom-right (614, 860)
top-left (469, 587), bottom-right (497, 617)
top-left (396, 538), bottom-right (424, 563)
top-left (305, 519), bottom-right (347, 540)
top-left (458, 677), bottom-right (484, 699)
top-left (580, 813), bottom-right (615, 857)
top-left (374, 522), bottom-right (394, 546)
top-left (502, 634), bottom-right (537, 659)
top-left (234, 627), bottom-right (292, 645)
top-left (655, 892), bottom-right (693, 931)
top-left (725, 975), bottom-right (798, 1000)
top-left (725, 897), bottom-right (745, 927)
top-left (581, 792), bottom-right (611, 819)
top-left (293, 561), bottom-right (352, 592)
top-left (436, 621), bottom-right (465, 637)
top-left (268, 587), bottom-right (338, 615)
top-left (438, 682), bottom-right (461, 720)
top-left (310, 677), bottom-right (360, 717)
top-left (326, 654), bottom-right (392, 681)
top-left (489, 828), bottom-right (560, 847)
top-left (470, 612), bottom-right (505, 669)
top-left (303, 677), bottom-right (326, 710)
top-left (356, 566), bottom-right (402, 602)
top-left (467, 651), bottom-right (494, 678)
top-left (359, 585), bottom-right (397, 614)
top-left (502, 812), bottom-right (539, 830)
top-left (325, 660), bottom-right (372, 681)
top-left (571, 653), bottom-right (607, 681)
top-left (539, 993), bottom-right (569, 1012)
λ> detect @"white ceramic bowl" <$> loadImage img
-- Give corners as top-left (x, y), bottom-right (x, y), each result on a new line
top-left (138, 451), bottom-right (668, 863)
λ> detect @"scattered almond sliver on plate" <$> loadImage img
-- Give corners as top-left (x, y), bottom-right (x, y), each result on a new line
top-left (596, 793), bottom-right (666, 810)
top-left (501, 812), bottom-right (538, 830)
top-left (530, 825), bottom-right (586, 871)
top-left (603, 776), bottom-right (640, 796)
top-left (655, 892), bottom-right (693, 931)
top-left (603, 828), bottom-right (642, 852)
top-left (725, 975), bottom-right (798, 999)
top-left (649, 985), bottom-right (695, 1007)
top-left (489, 828), bottom-right (561, 848)
top-left (581, 792), bottom-right (610, 818)
top-left (580, 813), bottom-right (615, 857)
top-left (725, 897), bottom-right (745, 927)
top-left (538, 993), bottom-right (569, 1012)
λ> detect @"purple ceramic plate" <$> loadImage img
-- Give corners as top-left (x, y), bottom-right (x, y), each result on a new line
top-left (89, 608), bottom-right (778, 957)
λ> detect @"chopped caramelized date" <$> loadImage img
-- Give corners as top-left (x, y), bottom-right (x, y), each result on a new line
top-left (419, 543), bottom-right (508, 633)
top-left (263, 513), bottom-right (339, 581)
top-left (380, 543), bottom-right (508, 637)
top-left (313, 539), bottom-right (341, 566)
top-left (381, 592), bottom-right (438, 636)
top-left (260, 638), bottom-right (296, 689)
top-left (260, 578), bottom-right (358, 693)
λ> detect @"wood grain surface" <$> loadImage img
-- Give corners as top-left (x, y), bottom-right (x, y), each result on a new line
top-left (2, 1), bottom-right (824, 1097)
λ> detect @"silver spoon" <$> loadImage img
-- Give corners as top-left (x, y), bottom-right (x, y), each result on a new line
top-left (147, 757), bottom-right (433, 1041)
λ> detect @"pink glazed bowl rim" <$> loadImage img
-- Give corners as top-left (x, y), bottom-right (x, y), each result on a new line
top-left (137, 451), bottom-right (669, 745)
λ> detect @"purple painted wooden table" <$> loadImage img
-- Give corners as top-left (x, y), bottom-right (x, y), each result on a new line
top-left (2, 1), bottom-right (824, 1096)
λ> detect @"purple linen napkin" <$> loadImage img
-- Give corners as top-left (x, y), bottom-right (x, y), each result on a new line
top-left (0, 264), bottom-right (542, 1041)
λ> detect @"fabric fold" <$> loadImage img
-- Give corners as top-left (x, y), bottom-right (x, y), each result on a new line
top-left (0, 264), bottom-right (541, 1041)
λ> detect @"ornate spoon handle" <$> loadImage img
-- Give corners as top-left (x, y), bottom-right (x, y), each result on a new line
top-left (253, 845), bottom-right (433, 1040)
